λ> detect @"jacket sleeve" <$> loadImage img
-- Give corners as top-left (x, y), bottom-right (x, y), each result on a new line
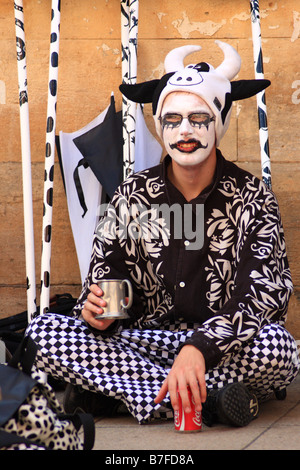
top-left (183, 190), bottom-right (293, 371)
top-left (72, 197), bottom-right (146, 329)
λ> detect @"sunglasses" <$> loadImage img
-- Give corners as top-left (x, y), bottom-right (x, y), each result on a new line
top-left (159, 113), bottom-right (215, 129)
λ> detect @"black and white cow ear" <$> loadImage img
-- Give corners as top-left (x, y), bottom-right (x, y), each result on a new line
top-left (119, 73), bottom-right (175, 114)
top-left (119, 79), bottom-right (160, 104)
top-left (231, 79), bottom-right (271, 101)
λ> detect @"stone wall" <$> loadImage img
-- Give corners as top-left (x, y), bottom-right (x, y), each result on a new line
top-left (1, 0), bottom-right (299, 338)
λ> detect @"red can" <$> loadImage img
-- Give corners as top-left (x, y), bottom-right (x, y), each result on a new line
top-left (174, 388), bottom-right (202, 432)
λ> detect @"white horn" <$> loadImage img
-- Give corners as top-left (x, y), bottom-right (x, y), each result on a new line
top-left (215, 40), bottom-right (241, 80)
top-left (164, 45), bottom-right (202, 73)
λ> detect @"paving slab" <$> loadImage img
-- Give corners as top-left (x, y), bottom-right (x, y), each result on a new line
top-left (91, 373), bottom-right (300, 452)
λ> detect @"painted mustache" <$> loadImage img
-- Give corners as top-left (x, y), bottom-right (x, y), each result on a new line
top-left (169, 139), bottom-right (208, 154)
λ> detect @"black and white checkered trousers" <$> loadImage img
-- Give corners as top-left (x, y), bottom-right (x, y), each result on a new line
top-left (26, 314), bottom-right (299, 424)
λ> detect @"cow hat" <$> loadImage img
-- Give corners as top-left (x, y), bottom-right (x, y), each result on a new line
top-left (120, 40), bottom-right (270, 146)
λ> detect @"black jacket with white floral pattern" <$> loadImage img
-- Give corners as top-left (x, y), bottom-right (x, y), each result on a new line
top-left (73, 150), bottom-right (293, 371)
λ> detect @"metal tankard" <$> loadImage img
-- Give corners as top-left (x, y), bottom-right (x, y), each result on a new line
top-left (95, 279), bottom-right (133, 319)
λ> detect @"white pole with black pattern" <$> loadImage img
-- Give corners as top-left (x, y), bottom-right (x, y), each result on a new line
top-left (121, 0), bottom-right (139, 180)
top-left (250, 0), bottom-right (272, 189)
top-left (14, 0), bottom-right (37, 322)
top-left (40, 0), bottom-right (61, 314)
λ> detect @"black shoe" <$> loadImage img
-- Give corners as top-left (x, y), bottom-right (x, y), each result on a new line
top-left (274, 388), bottom-right (287, 400)
top-left (63, 384), bottom-right (128, 417)
top-left (202, 382), bottom-right (259, 427)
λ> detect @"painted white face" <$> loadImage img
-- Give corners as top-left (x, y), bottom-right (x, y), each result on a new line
top-left (160, 92), bottom-right (216, 167)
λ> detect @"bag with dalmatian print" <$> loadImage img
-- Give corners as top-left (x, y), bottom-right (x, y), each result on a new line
top-left (0, 336), bottom-right (95, 450)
